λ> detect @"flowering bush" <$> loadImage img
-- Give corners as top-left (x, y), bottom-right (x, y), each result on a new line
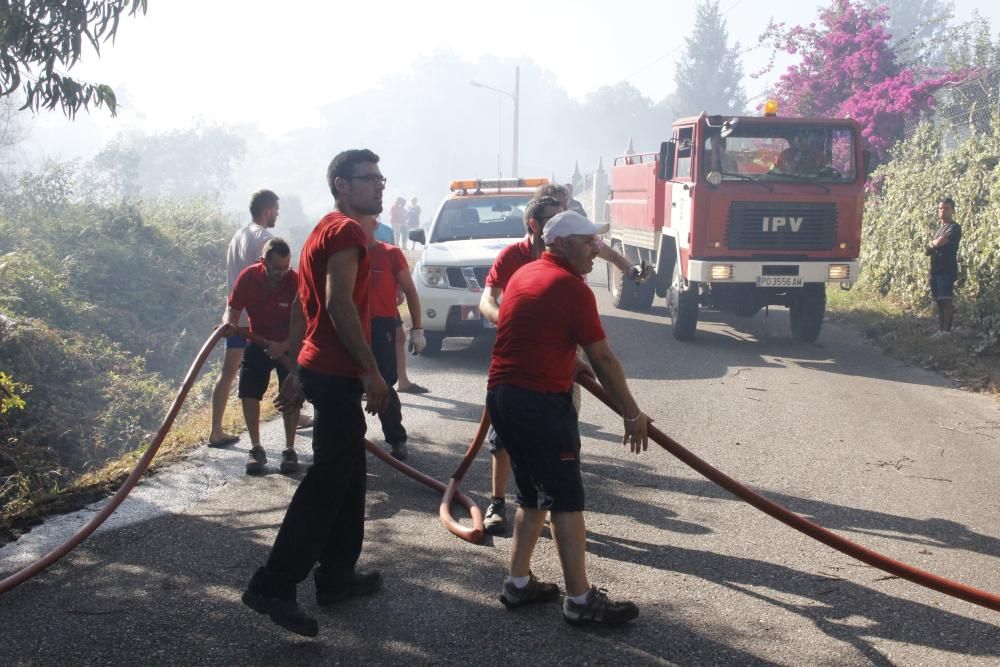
top-left (758, 0), bottom-right (964, 160)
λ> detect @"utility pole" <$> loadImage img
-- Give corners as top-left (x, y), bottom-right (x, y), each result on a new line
top-left (470, 65), bottom-right (520, 178)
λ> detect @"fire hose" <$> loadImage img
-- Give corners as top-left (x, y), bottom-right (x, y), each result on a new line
top-left (573, 372), bottom-right (1000, 613)
top-left (3, 329), bottom-right (999, 616)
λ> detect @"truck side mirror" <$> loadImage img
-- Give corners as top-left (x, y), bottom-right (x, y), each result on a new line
top-left (862, 149), bottom-right (873, 177)
top-left (658, 140), bottom-right (676, 180)
top-left (409, 228), bottom-right (426, 246)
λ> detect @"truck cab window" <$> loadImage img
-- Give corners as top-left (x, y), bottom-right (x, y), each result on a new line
top-left (675, 127), bottom-right (694, 179)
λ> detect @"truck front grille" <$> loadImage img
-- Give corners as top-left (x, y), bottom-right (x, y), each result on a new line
top-left (445, 266), bottom-right (491, 289)
top-left (727, 202), bottom-right (837, 251)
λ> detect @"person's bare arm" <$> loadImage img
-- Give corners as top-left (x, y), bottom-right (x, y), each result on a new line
top-left (597, 242), bottom-right (632, 273)
top-left (479, 286), bottom-right (503, 325)
top-left (581, 338), bottom-right (648, 454)
top-left (326, 247), bottom-right (389, 414)
top-left (273, 294), bottom-right (305, 412)
top-left (398, 269), bottom-right (422, 330)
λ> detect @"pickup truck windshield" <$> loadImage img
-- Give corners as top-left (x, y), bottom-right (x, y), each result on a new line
top-left (430, 195), bottom-right (533, 243)
top-left (703, 125), bottom-right (857, 184)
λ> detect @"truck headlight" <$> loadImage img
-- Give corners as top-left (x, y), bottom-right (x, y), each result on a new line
top-left (419, 265), bottom-right (448, 288)
top-left (827, 264), bottom-right (850, 280)
top-left (706, 171), bottom-right (723, 186)
top-left (710, 264), bottom-right (733, 280)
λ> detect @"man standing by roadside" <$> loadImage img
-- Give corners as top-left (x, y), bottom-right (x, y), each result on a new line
top-left (363, 214), bottom-right (427, 461)
top-left (242, 149), bottom-right (389, 637)
top-left (209, 190), bottom-right (278, 447)
top-left (389, 197), bottom-right (408, 249)
top-left (478, 196), bottom-right (562, 535)
top-left (487, 210), bottom-right (648, 627)
top-left (406, 197), bottom-right (422, 246)
top-left (924, 196), bottom-right (962, 336)
top-left (223, 238), bottom-right (301, 475)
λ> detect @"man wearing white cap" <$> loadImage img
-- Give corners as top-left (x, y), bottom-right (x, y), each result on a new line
top-left (486, 210), bottom-right (649, 627)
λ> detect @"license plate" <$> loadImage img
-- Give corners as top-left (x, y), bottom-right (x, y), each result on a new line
top-left (482, 317), bottom-right (496, 329)
top-left (756, 275), bottom-right (803, 288)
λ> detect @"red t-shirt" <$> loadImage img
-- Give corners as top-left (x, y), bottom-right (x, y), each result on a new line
top-left (297, 211), bottom-right (370, 377)
top-left (485, 238), bottom-right (534, 289)
top-left (229, 262), bottom-right (299, 342)
top-left (369, 242), bottom-right (408, 319)
top-left (488, 253), bottom-right (606, 393)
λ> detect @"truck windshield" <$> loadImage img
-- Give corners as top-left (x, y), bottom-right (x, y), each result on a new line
top-left (430, 195), bottom-right (532, 243)
top-left (703, 125), bottom-right (857, 184)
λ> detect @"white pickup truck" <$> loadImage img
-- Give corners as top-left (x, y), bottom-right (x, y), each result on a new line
top-left (407, 178), bottom-right (548, 354)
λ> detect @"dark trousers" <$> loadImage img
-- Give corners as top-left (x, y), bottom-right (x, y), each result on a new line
top-left (372, 317), bottom-right (407, 446)
top-left (250, 370), bottom-right (367, 600)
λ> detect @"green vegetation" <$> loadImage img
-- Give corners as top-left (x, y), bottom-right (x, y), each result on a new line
top-left (0, 161), bottom-right (236, 532)
top-left (861, 119), bottom-right (1000, 353)
top-left (826, 288), bottom-right (998, 393)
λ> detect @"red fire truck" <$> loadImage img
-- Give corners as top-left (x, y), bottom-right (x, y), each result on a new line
top-left (605, 105), bottom-right (869, 341)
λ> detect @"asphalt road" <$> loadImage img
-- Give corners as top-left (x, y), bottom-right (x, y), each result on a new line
top-left (2, 264), bottom-right (999, 666)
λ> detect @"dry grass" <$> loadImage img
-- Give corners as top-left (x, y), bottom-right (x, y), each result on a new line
top-left (2, 379), bottom-right (281, 543)
top-left (826, 287), bottom-right (999, 396)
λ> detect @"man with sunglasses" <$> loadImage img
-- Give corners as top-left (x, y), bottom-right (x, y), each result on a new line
top-left (242, 149), bottom-right (390, 637)
top-left (223, 238), bottom-right (301, 475)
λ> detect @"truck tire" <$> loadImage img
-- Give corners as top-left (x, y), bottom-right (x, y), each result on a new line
top-left (668, 280), bottom-right (699, 341)
top-left (607, 243), bottom-right (654, 311)
top-left (667, 265), bottom-right (699, 340)
top-left (422, 332), bottom-right (445, 356)
top-left (789, 284), bottom-right (826, 342)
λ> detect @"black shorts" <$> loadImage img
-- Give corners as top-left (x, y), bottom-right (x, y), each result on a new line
top-left (930, 272), bottom-right (956, 300)
top-left (486, 384), bottom-right (584, 512)
top-left (371, 317), bottom-right (398, 387)
top-left (225, 334), bottom-right (249, 349)
top-left (238, 344), bottom-right (289, 401)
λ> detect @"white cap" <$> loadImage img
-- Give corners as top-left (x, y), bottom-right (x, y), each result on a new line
top-left (541, 210), bottom-right (610, 244)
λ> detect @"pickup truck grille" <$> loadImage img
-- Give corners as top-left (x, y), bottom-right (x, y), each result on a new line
top-left (445, 266), bottom-right (491, 289)
top-left (726, 202), bottom-right (837, 251)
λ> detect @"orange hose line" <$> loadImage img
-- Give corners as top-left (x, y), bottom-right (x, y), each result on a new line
top-left (575, 373), bottom-right (1000, 613)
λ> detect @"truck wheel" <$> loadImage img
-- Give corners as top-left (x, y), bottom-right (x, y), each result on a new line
top-left (668, 281), bottom-right (699, 341)
top-left (422, 332), bottom-right (444, 356)
top-left (789, 284), bottom-right (826, 342)
top-left (607, 243), bottom-right (653, 311)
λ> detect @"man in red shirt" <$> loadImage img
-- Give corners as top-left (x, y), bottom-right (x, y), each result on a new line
top-left (224, 238), bottom-right (301, 475)
top-left (364, 215), bottom-right (427, 461)
top-left (479, 192), bottom-right (650, 535)
top-left (478, 195), bottom-right (561, 535)
top-left (487, 210), bottom-right (649, 628)
top-left (242, 149), bottom-right (390, 637)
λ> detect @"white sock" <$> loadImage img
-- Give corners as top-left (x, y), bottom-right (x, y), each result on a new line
top-left (568, 590), bottom-right (592, 605)
top-left (506, 575), bottom-right (530, 589)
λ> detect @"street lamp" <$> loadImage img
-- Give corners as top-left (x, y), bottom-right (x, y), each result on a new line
top-left (470, 65), bottom-right (519, 178)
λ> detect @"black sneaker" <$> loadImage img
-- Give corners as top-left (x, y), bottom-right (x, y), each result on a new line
top-left (241, 587), bottom-right (318, 637)
top-left (389, 441), bottom-right (408, 462)
top-left (279, 448), bottom-right (299, 473)
top-left (562, 587), bottom-right (639, 627)
top-left (499, 572), bottom-right (560, 609)
top-left (315, 569), bottom-right (383, 606)
top-left (245, 446), bottom-right (267, 475)
top-left (483, 497), bottom-right (508, 535)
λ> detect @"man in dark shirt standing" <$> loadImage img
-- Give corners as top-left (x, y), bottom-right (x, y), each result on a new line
top-left (241, 149), bottom-right (390, 637)
top-left (924, 197), bottom-right (962, 336)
